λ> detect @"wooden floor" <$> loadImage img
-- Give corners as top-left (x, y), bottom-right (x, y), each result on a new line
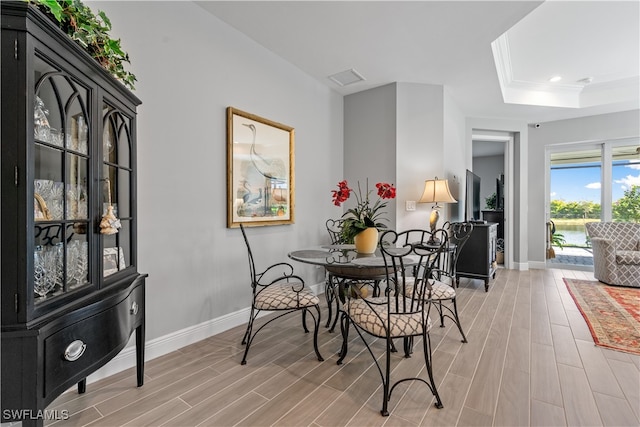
top-left (46, 268), bottom-right (640, 427)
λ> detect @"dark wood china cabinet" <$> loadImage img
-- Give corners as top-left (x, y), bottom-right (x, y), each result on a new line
top-left (1, 3), bottom-right (146, 425)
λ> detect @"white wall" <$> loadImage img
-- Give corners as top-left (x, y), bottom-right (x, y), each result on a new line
top-left (527, 110), bottom-right (640, 266)
top-left (88, 2), bottom-right (343, 344)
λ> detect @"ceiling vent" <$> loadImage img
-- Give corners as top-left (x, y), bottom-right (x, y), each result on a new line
top-left (328, 68), bottom-right (365, 86)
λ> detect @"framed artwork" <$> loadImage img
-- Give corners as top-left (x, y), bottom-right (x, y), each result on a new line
top-left (103, 247), bottom-right (126, 276)
top-left (227, 107), bottom-right (295, 227)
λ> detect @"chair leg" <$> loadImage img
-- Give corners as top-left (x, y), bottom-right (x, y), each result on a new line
top-left (402, 336), bottom-right (413, 357)
top-left (381, 337), bottom-right (392, 416)
top-left (241, 306), bottom-right (255, 345)
top-left (451, 298), bottom-right (468, 343)
top-left (422, 332), bottom-right (443, 409)
top-left (302, 308), bottom-right (310, 333)
top-left (241, 308), bottom-right (257, 365)
top-left (337, 312), bottom-right (350, 364)
top-left (438, 301), bottom-right (445, 327)
top-left (311, 304), bottom-right (324, 361)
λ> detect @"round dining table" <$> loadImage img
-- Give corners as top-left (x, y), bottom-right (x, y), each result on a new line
top-left (288, 244), bottom-right (423, 332)
top-left (289, 244), bottom-right (426, 361)
top-left (288, 244), bottom-right (392, 332)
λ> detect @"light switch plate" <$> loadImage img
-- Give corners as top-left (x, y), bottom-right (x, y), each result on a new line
top-left (406, 200), bottom-right (416, 211)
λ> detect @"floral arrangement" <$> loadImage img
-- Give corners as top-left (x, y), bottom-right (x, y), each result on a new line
top-left (331, 179), bottom-right (396, 243)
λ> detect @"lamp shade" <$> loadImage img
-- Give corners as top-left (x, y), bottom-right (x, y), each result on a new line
top-left (418, 178), bottom-right (457, 204)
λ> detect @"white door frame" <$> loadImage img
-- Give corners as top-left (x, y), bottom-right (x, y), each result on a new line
top-left (472, 132), bottom-right (513, 269)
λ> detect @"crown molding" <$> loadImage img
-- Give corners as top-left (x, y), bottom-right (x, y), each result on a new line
top-left (491, 33), bottom-right (638, 109)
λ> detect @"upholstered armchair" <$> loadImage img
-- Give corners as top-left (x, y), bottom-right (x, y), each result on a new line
top-left (585, 222), bottom-right (640, 288)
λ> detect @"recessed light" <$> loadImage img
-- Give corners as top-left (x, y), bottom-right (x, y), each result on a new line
top-left (577, 77), bottom-right (594, 84)
top-left (549, 76), bottom-right (562, 83)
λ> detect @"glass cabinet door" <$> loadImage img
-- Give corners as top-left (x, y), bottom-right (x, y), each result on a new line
top-left (33, 55), bottom-right (91, 304)
top-left (102, 103), bottom-right (133, 278)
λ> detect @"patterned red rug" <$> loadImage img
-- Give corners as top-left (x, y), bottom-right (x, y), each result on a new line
top-left (564, 278), bottom-right (640, 355)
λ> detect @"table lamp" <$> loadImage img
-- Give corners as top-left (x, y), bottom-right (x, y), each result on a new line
top-left (418, 177), bottom-right (457, 243)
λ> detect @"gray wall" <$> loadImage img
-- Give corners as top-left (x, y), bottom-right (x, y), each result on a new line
top-left (344, 83), bottom-right (467, 233)
top-left (89, 1), bottom-right (344, 342)
top-left (473, 155), bottom-right (504, 209)
top-left (443, 89), bottom-right (468, 223)
top-left (343, 83), bottom-right (397, 228)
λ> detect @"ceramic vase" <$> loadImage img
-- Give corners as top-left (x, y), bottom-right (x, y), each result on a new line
top-left (354, 227), bottom-right (379, 254)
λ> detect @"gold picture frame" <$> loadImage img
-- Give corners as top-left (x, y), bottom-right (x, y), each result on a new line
top-left (226, 107), bottom-right (295, 228)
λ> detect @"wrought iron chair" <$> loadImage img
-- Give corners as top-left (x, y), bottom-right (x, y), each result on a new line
top-left (337, 228), bottom-right (445, 416)
top-left (239, 224), bottom-right (324, 365)
top-left (326, 218), bottom-right (346, 245)
top-left (444, 221), bottom-right (475, 287)
top-left (404, 221), bottom-right (473, 343)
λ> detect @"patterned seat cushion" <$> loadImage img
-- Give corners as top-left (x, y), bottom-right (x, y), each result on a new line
top-left (616, 250), bottom-right (640, 266)
top-left (254, 282), bottom-right (319, 310)
top-left (404, 277), bottom-right (456, 300)
top-left (347, 297), bottom-right (432, 338)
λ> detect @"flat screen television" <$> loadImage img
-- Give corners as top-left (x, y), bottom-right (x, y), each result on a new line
top-left (496, 174), bottom-right (504, 210)
top-left (465, 169), bottom-right (481, 221)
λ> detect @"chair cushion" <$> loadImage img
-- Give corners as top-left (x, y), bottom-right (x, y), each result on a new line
top-left (254, 282), bottom-right (319, 310)
top-left (404, 277), bottom-right (457, 300)
top-left (347, 297), bottom-right (432, 338)
top-left (616, 250), bottom-right (640, 266)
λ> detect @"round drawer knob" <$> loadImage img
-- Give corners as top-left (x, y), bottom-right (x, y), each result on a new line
top-left (130, 301), bottom-right (139, 315)
top-left (64, 340), bottom-right (86, 362)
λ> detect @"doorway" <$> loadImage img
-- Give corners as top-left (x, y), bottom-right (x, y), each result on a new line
top-left (472, 131), bottom-right (512, 269)
top-left (546, 138), bottom-right (640, 269)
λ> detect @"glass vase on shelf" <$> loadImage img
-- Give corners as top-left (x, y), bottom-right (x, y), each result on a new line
top-left (34, 245), bottom-right (57, 299)
top-left (34, 96), bottom-right (51, 142)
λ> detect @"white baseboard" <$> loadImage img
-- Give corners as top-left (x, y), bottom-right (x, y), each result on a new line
top-left (86, 281), bottom-right (324, 385)
top-left (528, 261), bottom-right (546, 270)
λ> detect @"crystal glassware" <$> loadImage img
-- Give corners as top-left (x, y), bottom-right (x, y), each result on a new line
top-left (34, 245), bottom-right (55, 298)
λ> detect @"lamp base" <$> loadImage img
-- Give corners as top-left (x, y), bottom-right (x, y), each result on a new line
top-left (429, 207), bottom-right (440, 239)
top-left (427, 236), bottom-right (441, 246)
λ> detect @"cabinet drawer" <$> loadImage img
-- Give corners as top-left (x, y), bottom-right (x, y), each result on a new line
top-left (43, 285), bottom-right (142, 398)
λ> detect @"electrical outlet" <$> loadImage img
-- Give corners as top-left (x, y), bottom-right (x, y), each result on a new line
top-left (406, 200), bottom-right (416, 211)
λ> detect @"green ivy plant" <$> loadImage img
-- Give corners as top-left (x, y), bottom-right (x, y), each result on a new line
top-left (28, 0), bottom-right (136, 90)
top-left (485, 192), bottom-right (497, 210)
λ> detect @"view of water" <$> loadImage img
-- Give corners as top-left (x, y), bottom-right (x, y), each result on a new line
top-left (553, 223), bottom-right (590, 247)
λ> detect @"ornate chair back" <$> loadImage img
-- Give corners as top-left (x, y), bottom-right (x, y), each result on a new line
top-left (325, 218), bottom-right (346, 244)
top-left (443, 221), bottom-right (474, 278)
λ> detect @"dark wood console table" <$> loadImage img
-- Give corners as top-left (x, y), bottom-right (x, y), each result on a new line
top-left (455, 223), bottom-right (498, 291)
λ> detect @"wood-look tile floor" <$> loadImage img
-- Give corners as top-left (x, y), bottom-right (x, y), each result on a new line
top-left (46, 268), bottom-right (640, 426)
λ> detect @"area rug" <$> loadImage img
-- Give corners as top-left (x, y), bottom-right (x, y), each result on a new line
top-left (563, 278), bottom-right (640, 355)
